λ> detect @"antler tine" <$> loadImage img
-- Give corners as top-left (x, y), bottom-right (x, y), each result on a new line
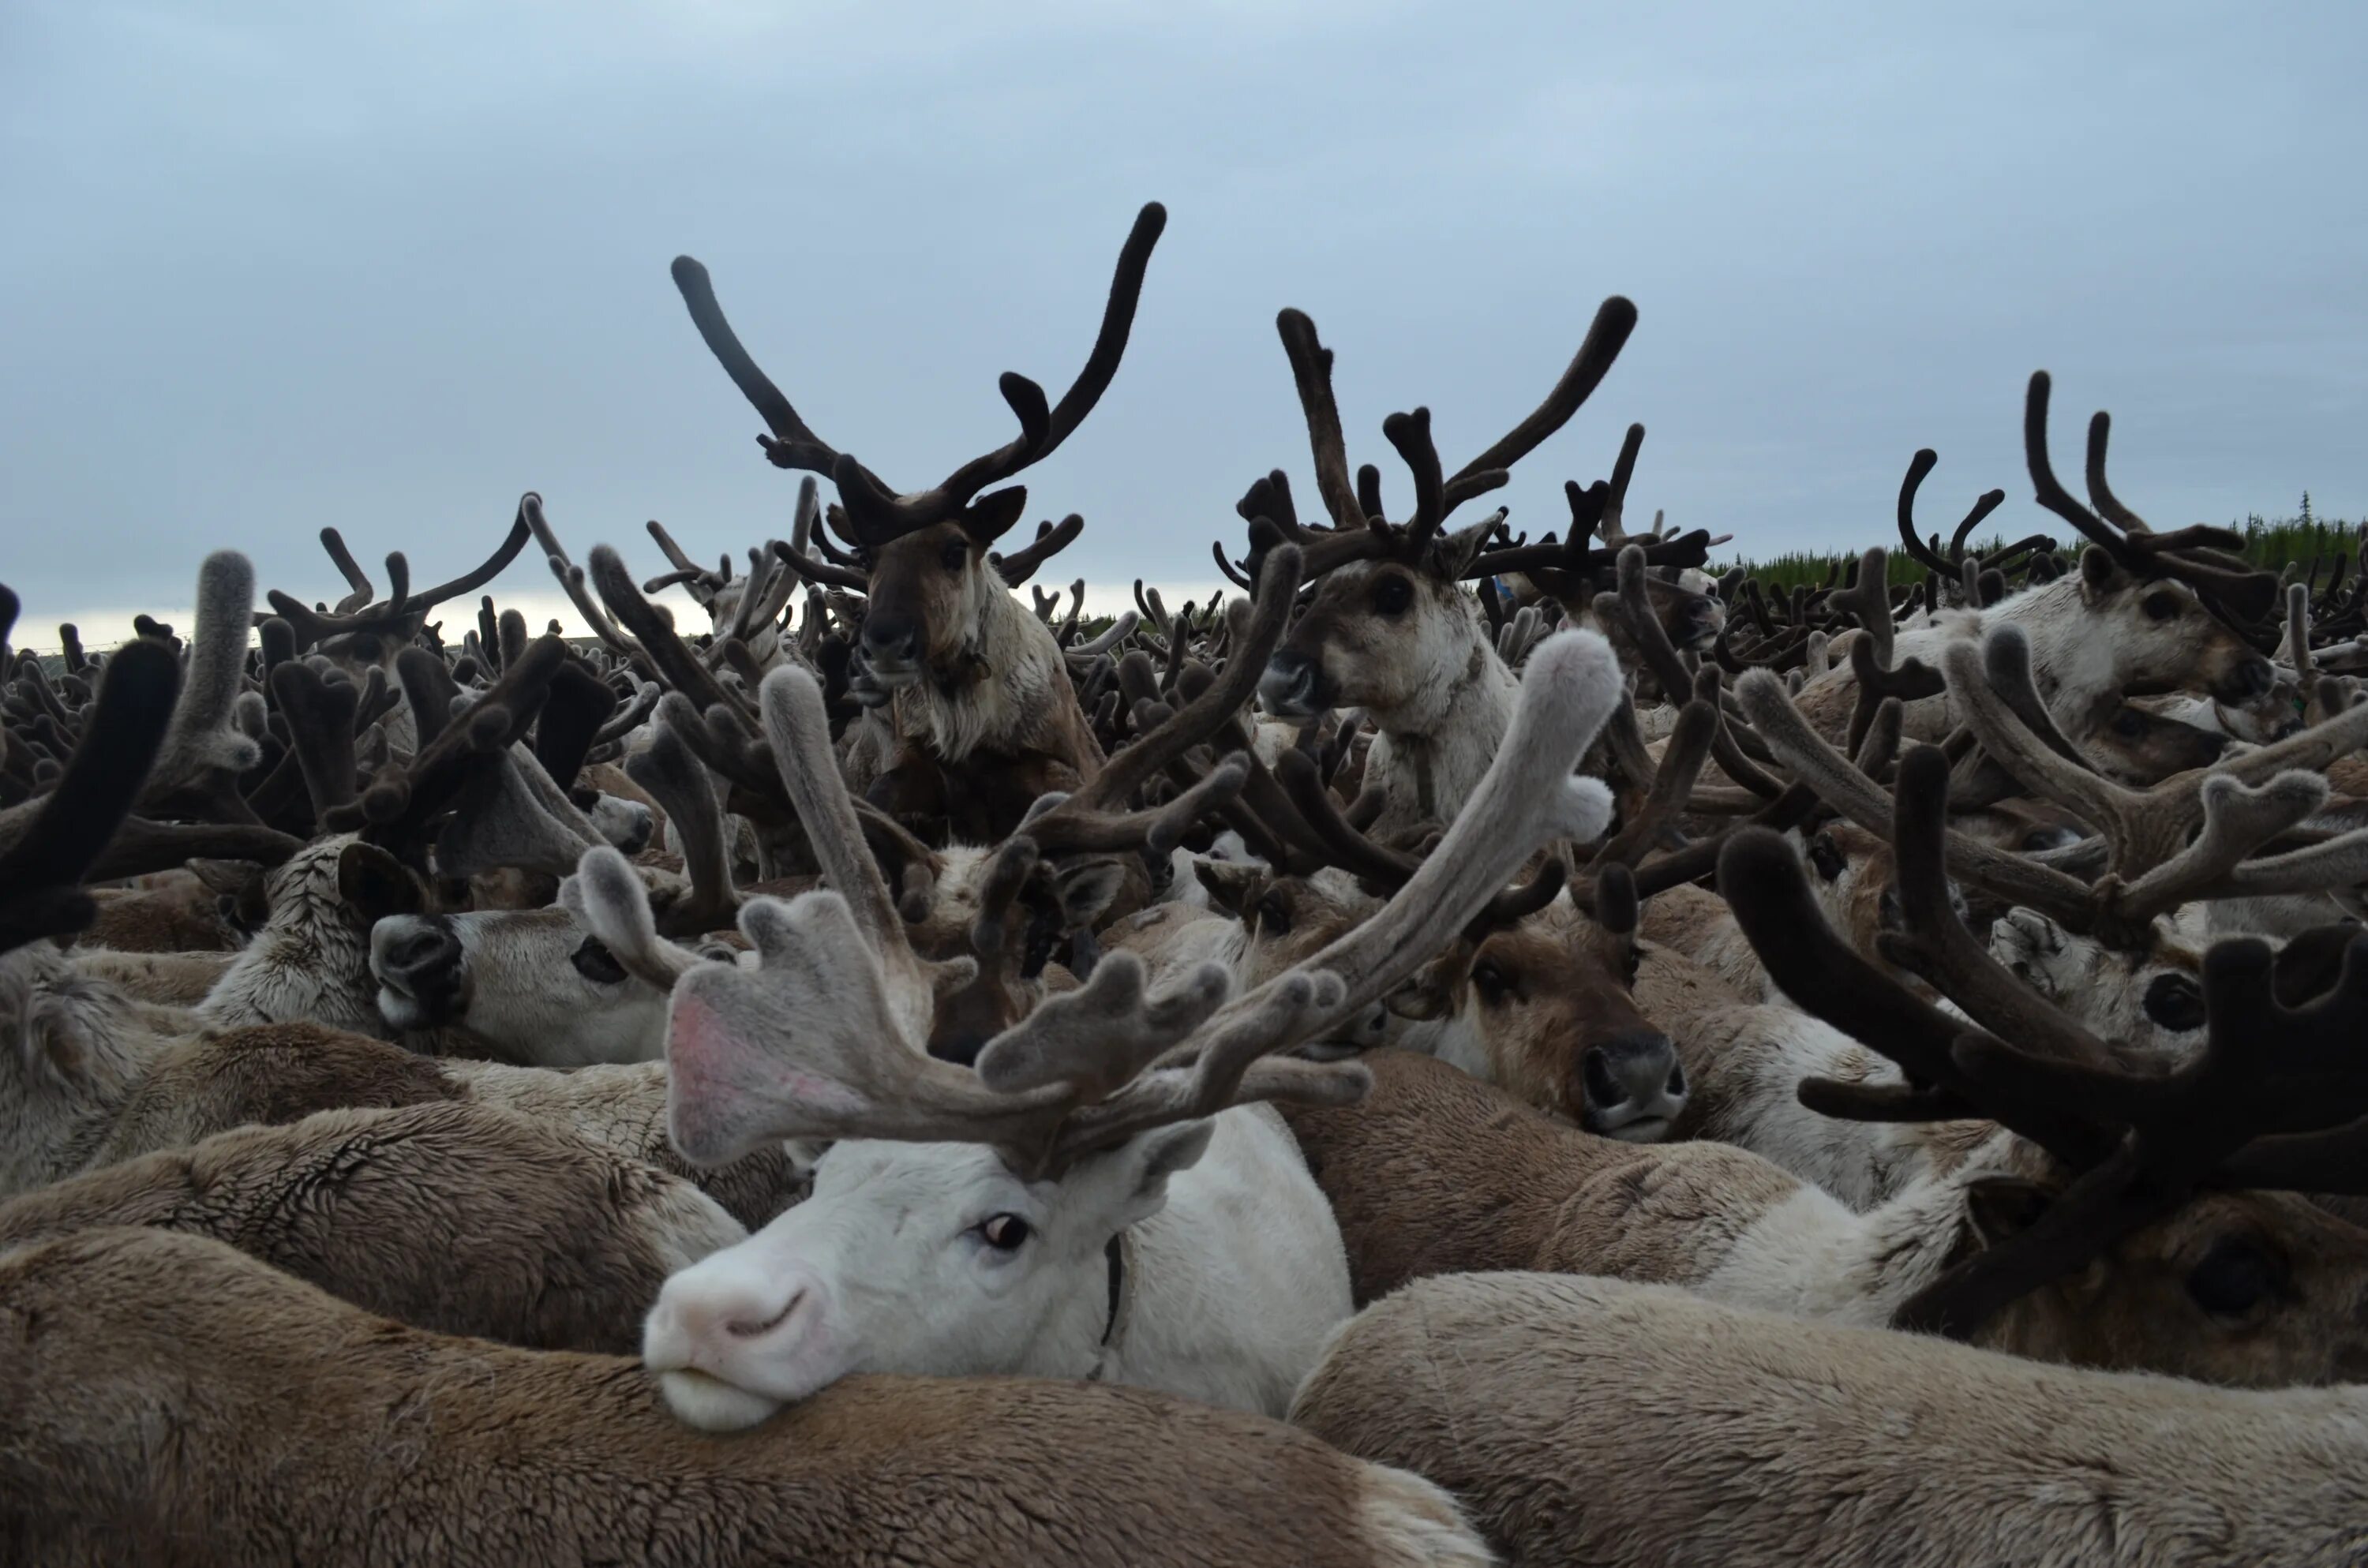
top-left (318, 528), bottom-right (376, 612)
top-left (1894, 450), bottom-right (1958, 578)
top-left (1025, 754), bottom-right (1252, 861)
top-left (521, 493), bottom-right (641, 658)
top-left (1597, 423), bottom-right (1646, 546)
top-left (2082, 410), bottom-right (2152, 535)
top-left (266, 661), bottom-right (361, 821)
top-left (146, 550), bottom-right (264, 816)
top-left (644, 519), bottom-right (717, 593)
top-left (992, 514), bottom-right (1085, 588)
top-left (2110, 771), bottom-right (2333, 927)
top-left (1444, 296), bottom-right (1639, 510)
top-left (1733, 666), bottom-right (2101, 925)
top-left (1032, 967), bottom-right (1355, 1175)
top-left (1587, 698), bottom-right (1717, 871)
top-left (770, 537), bottom-right (871, 596)
top-left (1941, 634), bottom-right (2137, 849)
top-left (1380, 408), bottom-right (1445, 554)
top-left (1051, 545), bottom-right (1302, 821)
top-left (407, 506), bottom-right (532, 612)
top-left (1716, 826), bottom-right (1978, 1097)
top-left (2025, 372), bottom-right (2133, 564)
top-left (626, 709), bottom-right (741, 937)
top-left (1946, 486), bottom-right (2009, 564)
top-left (1063, 610), bottom-right (1141, 662)
top-left (2285, 581), bottom-right (2315, 687)
top-left (1827, 548), bottom-right (1896, 671)
top-left (588, 546), bottom-right (752, 725)
top-left (0, 638), bottom-right (178, 955)
top-left (1273, 747), bottom-right (1418, 891)
top-left (670, 255), bottom-right (867, 481)
top-left (1275, 309), bottom-right (1364, 532)
top-left (1212, 540), bottom-right (1255, 590)
top-left (1877, 747), bottom-right (2127, 1106)
top-left (1602, 546), bottom-right (1787, 797)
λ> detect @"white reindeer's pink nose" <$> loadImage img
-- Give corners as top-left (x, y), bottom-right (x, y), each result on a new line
top-left (643, 1257), bottom-right (838, 1431)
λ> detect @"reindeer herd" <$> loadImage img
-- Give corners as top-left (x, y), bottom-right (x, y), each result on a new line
top-left (5, 200), bottom-right (2368, 1565)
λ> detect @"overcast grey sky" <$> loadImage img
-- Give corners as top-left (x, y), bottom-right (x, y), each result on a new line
top-left (5, 1), bottom-right (2364, 644)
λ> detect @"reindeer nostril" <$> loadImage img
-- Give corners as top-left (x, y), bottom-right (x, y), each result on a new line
top-left (1665, 1062), bottom-right (1687, 1098)
top-left (728, 1289), bottom-right (803, 1341)
top-left (1582, 1049), bottom-right (1625, 1112)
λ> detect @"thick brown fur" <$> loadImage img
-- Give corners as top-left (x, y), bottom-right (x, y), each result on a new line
top-left (0, 1102), bottom-right (742, 1353)
top-left (1295, 1270), bottom-right (2368, 1567)
top-left (0, 1228), bottom-right (1491, 1567)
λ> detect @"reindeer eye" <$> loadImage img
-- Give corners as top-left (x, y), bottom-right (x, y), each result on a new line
top-left (977, 1214), bottom-right (1031, 1252)
top-left (1372, 574), bottom-right (1414, 616)
top-left (1808, 833), bottom-right (1847, 882)
top-left (2142, 972), bottom-right (2206, 1032)
top-left (1256, 894), bottom-right (1292, 935)
top-left (2186, 1238), bottom-right (2279, 1318)
top-left (2141, 590), bottom-right (2180, 622)
top-left (2110, 708), bottom-right (2145, 738)
top-left (1471, 962), bottom-right (1512, 1004)
top-left (941, 541), bottom-right (971, 572)
top-left (569, 937), bottom-right (629, 986)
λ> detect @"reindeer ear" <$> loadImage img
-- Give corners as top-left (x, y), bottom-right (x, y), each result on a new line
top-left (961, 487), bottom-right (1030, 545)
top-left (1383, 948), bottom-right (1467, 1021)
top-left (1053, 858), bottom-right (1129, 930)
top-left (337, 842), bottom-right (423, 922)
top-left (1806, 830), bottom-right (1849, 883)
top-left (1961, 1173), bottom-right (2063, 1251)
top-left (1193, 860), bottom-right (1265, 919)
top-left (2078, 545), bottom-right (2124, 597)
top-left (1091, 1119), bottom-right (1217, 1231)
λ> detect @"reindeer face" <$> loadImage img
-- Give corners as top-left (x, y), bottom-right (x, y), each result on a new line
top-left (1420, 903), bottom-right (1686, 1141)
top-left (1647, 574), bottom-right (1725, 653)
top-left (2086, 702), bottom-right (2233, 784)
top-left (1979, 1178), bottom-right (2368, 1386)
top-left (369, 907), bottom-right (685, 1068)
top-left (643, 1125), bottom-right (1213, 1432)
top-left (1261, 562), bottom-right (1484, 722)
top-left (2078, 554), bottom-right (2273, 707)
top-left (858, 523), bottom-right (991, 685)
top-left (1988, 907), bottom-right (2207, 1064)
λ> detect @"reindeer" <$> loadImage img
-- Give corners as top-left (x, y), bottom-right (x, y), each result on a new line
top-left (1246, 298), bottom-right (1704, 839)
top-left (1796, 380), bottom-right (2276, 747)
top-left (1295, 1270), bottom-right (2368, 1568)
top-left (622, 626), bottom-right (1621, 1431)
top-left (0, 1100), bottom-right (742, 1353)
top-left (0, 1228), bottom-right (1492, 1568)
top-left (668, 208), bottom-right (1167, 842)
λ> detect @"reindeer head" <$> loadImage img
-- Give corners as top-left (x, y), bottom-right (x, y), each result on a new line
top-left (1235, 299), bottom-right (1681, 735)
top-left (669, 208), bottom-right (1157, 693)
top-left (1393, 874), bottom-right (1686, 1141)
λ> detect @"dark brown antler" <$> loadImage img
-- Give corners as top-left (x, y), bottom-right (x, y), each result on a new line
top-left (674, 203), bottom-right (1166, 548)
top-left (0, 638), bottom-right (180, 955)
top-left (2026, 373), bottom-right (2277, 624)
top-left (266, 502), bottom-right (530, 653)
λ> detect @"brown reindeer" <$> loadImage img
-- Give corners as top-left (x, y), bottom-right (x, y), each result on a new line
top-left (670, 206), bottom-right (1167, 841)
top-left (0, 1228), bottom-right (1492, 1567)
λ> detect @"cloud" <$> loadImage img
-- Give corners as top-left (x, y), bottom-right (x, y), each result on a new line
top-left (3, 0), bottom-right (2364, 636)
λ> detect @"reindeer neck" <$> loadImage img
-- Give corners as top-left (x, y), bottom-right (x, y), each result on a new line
top-left (901, 587), bottom-right (1100, 773)
top-left (1367, 634), bottom-right (1519, 832)
top-left (1983, 578), bottom-right (2112, 717)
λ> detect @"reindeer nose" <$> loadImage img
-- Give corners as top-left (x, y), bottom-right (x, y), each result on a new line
top-left (1258, 649), bottom-right (1325, 717)
top-left (861, 615), bottom-right (920, 668)
top-left (2224, 657), bottom-right (2276, 700)
top-left (1577, 1029), bottom-right (1687, 1142)
top-left (369, 916), bottom-right (463, 1003)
